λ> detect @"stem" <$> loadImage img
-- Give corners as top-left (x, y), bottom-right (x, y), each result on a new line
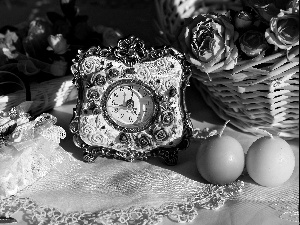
top-left (254, 128), bottom-right (274, 139)
top-left (219, 120), bottom-right (230, 137)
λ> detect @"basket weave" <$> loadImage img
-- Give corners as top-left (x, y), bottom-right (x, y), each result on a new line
top-left (155, 0), bottom-right (299, 139)
top-left (0, 75), bottom-right (77, 116)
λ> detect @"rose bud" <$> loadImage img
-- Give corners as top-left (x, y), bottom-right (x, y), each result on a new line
top-left (50, 60), bottom-right (68, 76)
top-left (234, 11), bottom-right (253, 29)
top-left (47, 34), bottom-right (69, 54)
top-left (265, 10), bottom-right (299, 50)
top-left (240, 30), bottom-right (269, 57)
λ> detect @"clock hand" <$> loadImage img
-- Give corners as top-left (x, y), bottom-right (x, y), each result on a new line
top-left (122, 92), bottom-right (127, 106)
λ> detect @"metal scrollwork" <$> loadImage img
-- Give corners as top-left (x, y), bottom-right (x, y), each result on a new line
top-left (113, 36), bottom-right (147, 67)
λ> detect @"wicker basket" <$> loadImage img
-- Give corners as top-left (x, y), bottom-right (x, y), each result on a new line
top-left (0, 75), bottom-right (77, 116)
top-left (155, 0), bottom-right (299, 139)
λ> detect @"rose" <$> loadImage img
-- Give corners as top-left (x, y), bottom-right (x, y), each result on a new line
top-left (86, 88), bottom-right (100, 100)
top-left (106, 68), bottom-right (120, 80)
top-left (160, 111), bottom-right (174, 126)
top-left (265, 10), bottom-right (299, 50)
top-left (119, 132), bottom-right (130, 144)
top-left (90, 132), bottom-right (104, 145)
top-left (136, 133), bottom-right (152, 148)
top-left (47, 34), bottom-right (69, 54)
top-left (178, 13), bottom-right (239, 73)
top-left (91, 72), bottom-right (107, 86)
top-left (239, 30), bottom-right (269, 57)
top-left (234, 11), bottom-right (254, 30)
top-left (152, 126), bottom-right (170, 143)
top-left (136, 66), bottom-right (151, 81)
top-left (50, 60), bottom-right (68, 76)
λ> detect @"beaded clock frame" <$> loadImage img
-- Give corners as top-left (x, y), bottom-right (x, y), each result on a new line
top-left (70, 36), bottom-right (193, 165)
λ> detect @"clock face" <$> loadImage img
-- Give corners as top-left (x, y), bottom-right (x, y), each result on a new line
top-left (102, 80), bottom-right (157, 132)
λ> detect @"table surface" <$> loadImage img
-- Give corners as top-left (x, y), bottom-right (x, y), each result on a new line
top-left (1, 1), bottom-right (299, 224)
top-left (5, 82), bottom-right (297, 225)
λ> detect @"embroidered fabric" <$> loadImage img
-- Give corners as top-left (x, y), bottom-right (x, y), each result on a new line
top-left (0, 103), bottom-right (67, 197)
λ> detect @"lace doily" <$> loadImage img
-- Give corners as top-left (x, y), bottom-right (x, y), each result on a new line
top-left (0, 125), bottom-right (298, 224)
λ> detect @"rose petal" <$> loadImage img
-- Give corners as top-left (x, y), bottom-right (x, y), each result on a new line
top-left (265, 29), bottom-right (291, 49)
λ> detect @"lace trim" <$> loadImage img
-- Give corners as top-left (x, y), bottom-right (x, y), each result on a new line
top-left (269, 202), bottom-right (299, 223)
top-left (0, 181), bottom-right (243, 224)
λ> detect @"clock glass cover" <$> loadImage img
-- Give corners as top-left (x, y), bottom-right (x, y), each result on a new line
top-left (103, 80), bottom-right (156, 132)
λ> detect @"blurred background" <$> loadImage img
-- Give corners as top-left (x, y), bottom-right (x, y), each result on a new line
top-left (0, 0), bottom-right (158, 45)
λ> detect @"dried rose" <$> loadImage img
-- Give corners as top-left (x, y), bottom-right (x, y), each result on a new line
top-left (178, 13), bottom-right (239, 73)
top-left (50, 60), bottom-right (68, 76)
top-left (47, 34), bottom-right (69, 54)
top-left (234, 11), bottom-right (254, 29)
top-left (265, 10), bottom-right (299, 50)
top-left (239, 30), bottom-right (269, 57)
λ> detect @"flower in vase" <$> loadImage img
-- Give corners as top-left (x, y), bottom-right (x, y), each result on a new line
top-left (239, 30), bottom-right (269, 57)
top-left (265, 10), bottom-right (299, 50)
top-left (47, 34), bottom-right (69, 55)
top-left (178, 13), bottom-right (239, 73)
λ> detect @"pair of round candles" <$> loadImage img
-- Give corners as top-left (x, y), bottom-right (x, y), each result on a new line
top-left (196, 121), bottom-right (295, 187)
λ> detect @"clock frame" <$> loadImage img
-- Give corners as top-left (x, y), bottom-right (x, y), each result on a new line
top-left (70, 36), bottom-right (193, 165)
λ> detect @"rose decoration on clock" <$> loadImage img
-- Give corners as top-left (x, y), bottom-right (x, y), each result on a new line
top-left (160, 111), bottom-right (174, 126)
top-left (152, 126), bottom-right (171, 144)
top-left (178, 13), bottom-right (239, 73)
top-left (70, 36), bottom-right (193, 165)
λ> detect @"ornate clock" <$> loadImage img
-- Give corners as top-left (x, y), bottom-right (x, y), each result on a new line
top-left (70, 36), bottom-right (193, 165)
